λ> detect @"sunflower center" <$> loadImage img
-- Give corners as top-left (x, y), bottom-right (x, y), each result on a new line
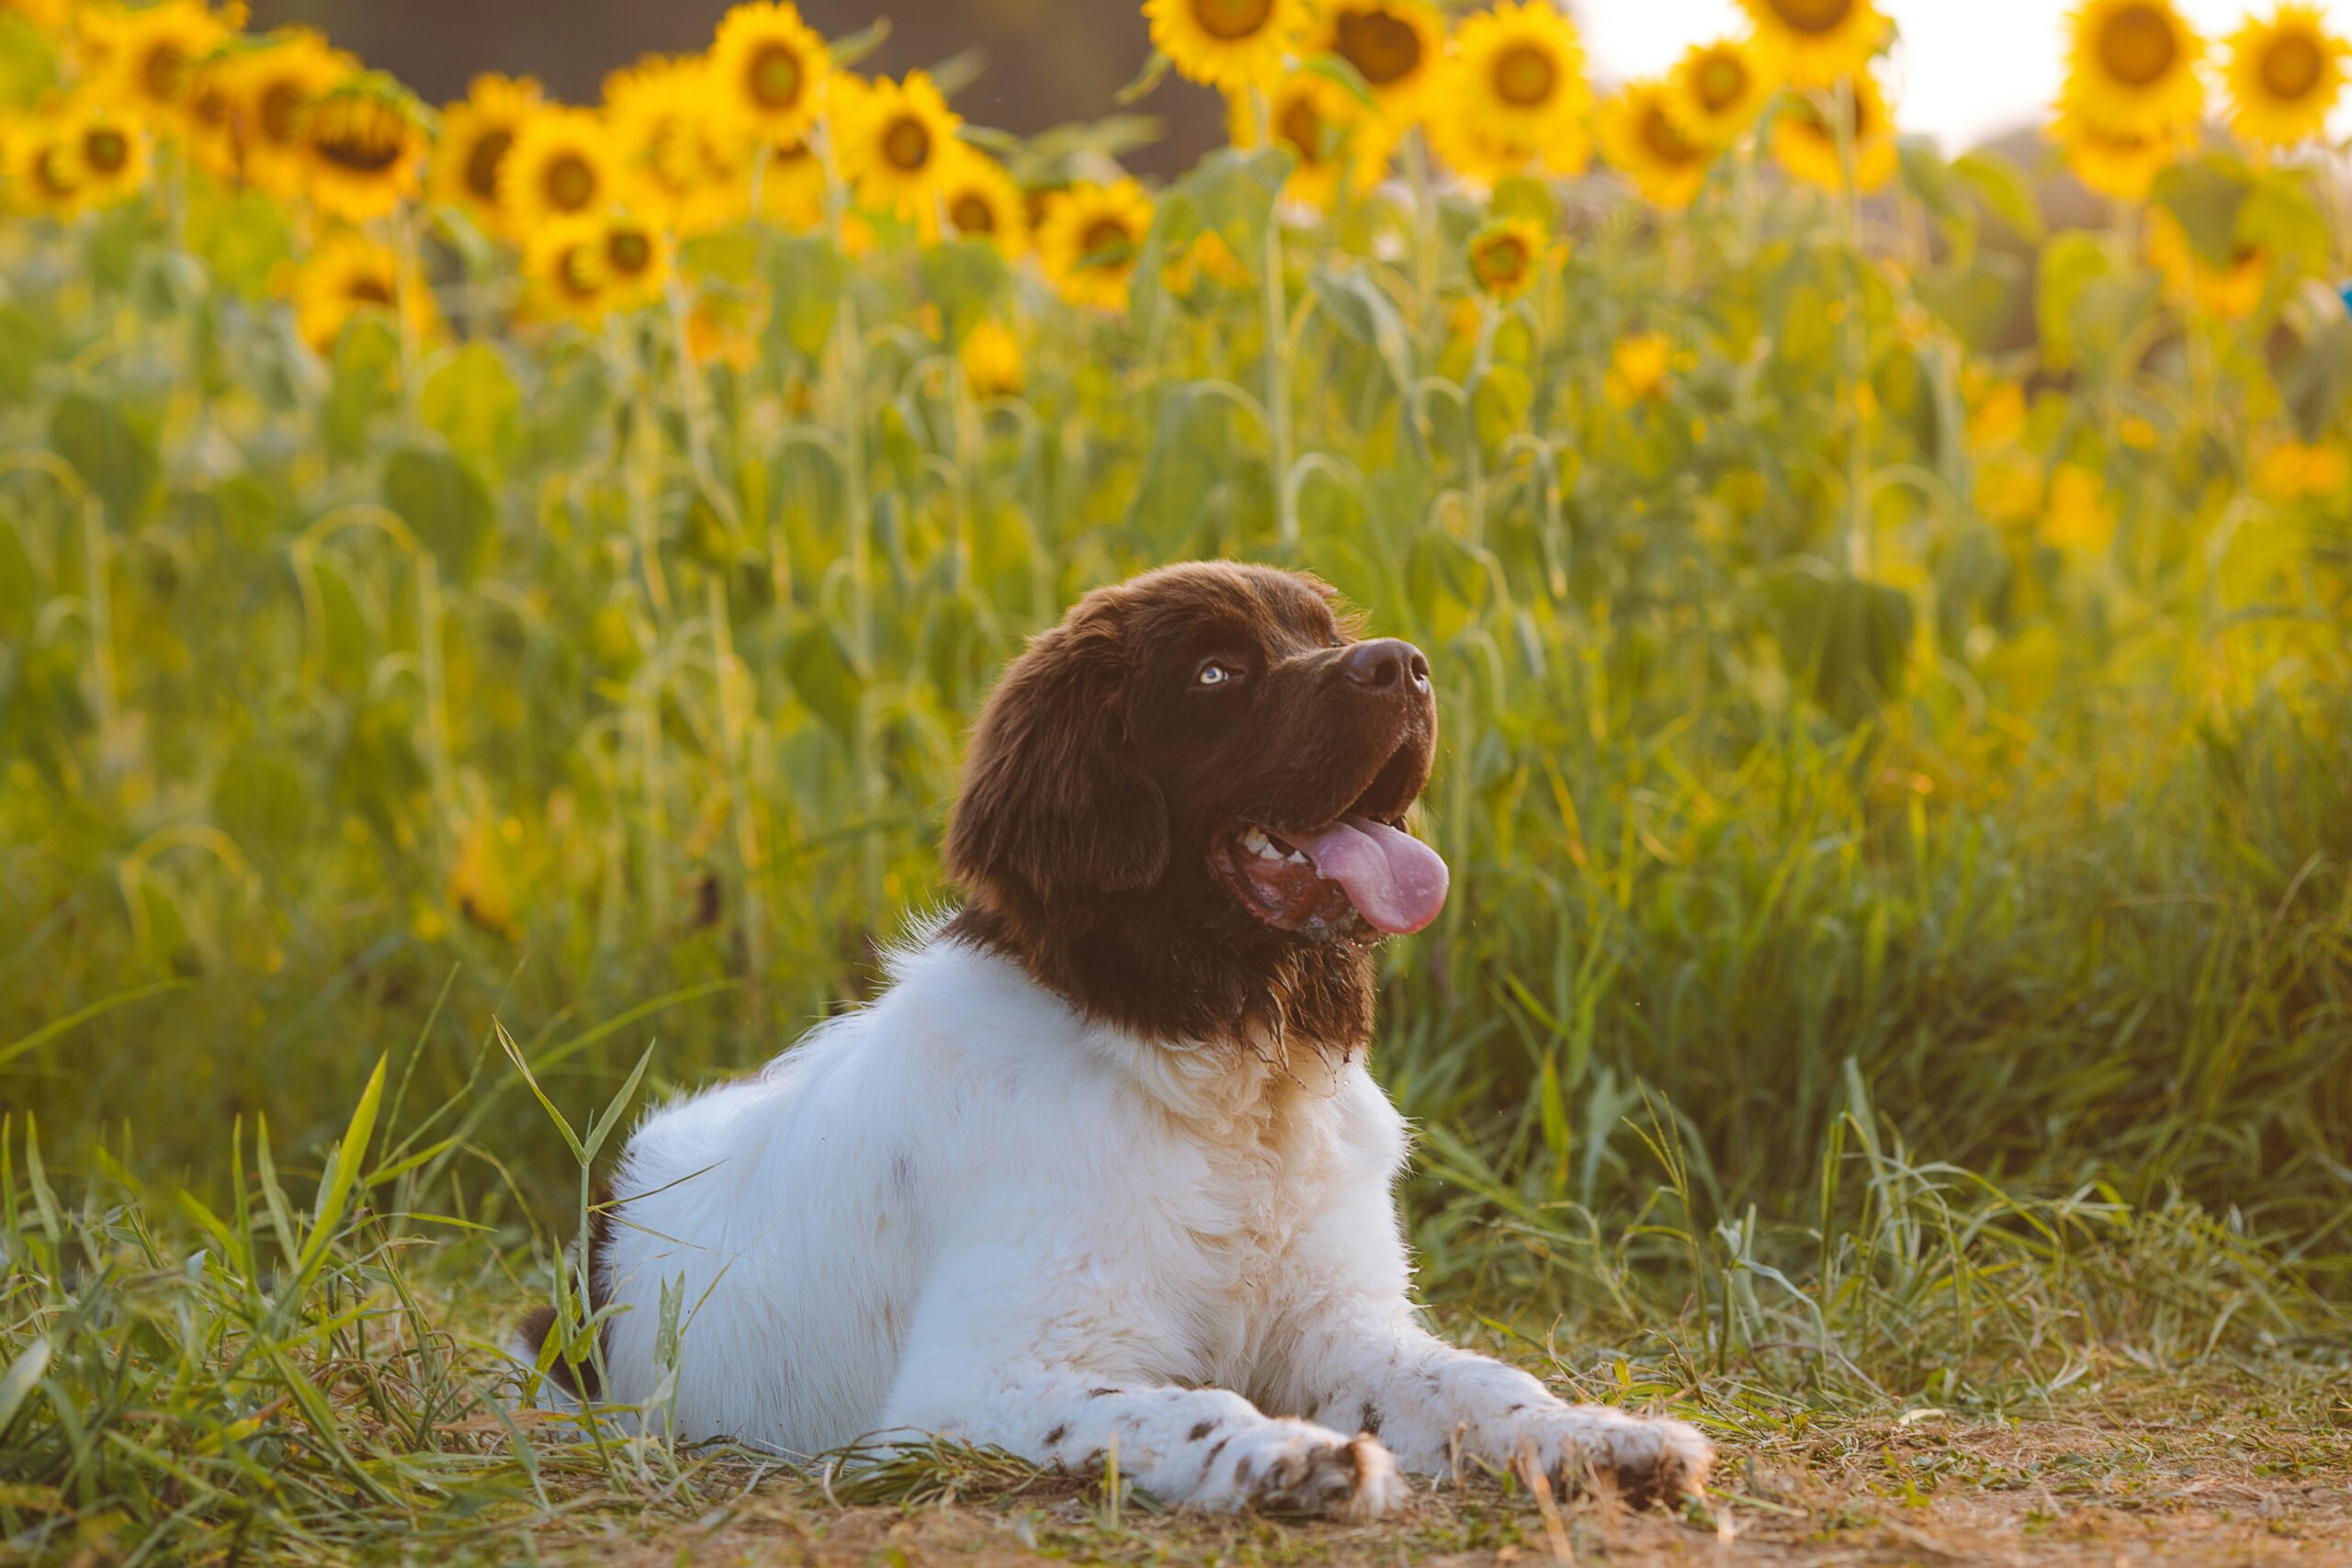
top-left (192, 84), bottom-right (230, 130)
top-left (1189, 0), bottom-right (1274, 41)
top-left (84, 129), bottom-right (128, 174)
top-left (259, 81), bottom-right (305, 144)
top-left (140, 41), bottom-right (188, 104)
top-left (1335, 9), bottom-right (1423, 87)
top-left (882, 114), bottom-right (933, 172)
top-left (2260, 32), bottom-right (2325, 99)
top-left (1641, 102), bottom-right (1701, 164)
top-left (1764, 0), bottom-right (1854, 35)
top-left (315, 111), bottom-right (408, 175)
top-left (543, 151), bottom-right (598, 212)
top-left (1491, 41), bottom-right (1557, 107)
top-left (34, 144), bottom-right (79, 197)
top-left (1476, 236), bottom-right (1530, 285)
top-left (607, 229), bottom-right (653, 276)
top-left (556, 245), bottom-right (601, 299)
top-left (950, 192), bottom-right (996, 233)
top-left (747, 42), bottom-right (805, 109)
top-left (1079, 217), bottom-right (1136, 269)
top-left (465, 128), bottom-right (514, 201)
top-left (1275, 96), bottom-right (1332, 164)
top-left (1697, 53), bottom-right (1748, 110)
top-left (347, 277), bottom-right (394, 307)
top-left (2098, 5), bottom-right (2178, 87)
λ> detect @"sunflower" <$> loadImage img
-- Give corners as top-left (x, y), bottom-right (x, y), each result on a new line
top-left (1443, 0), bottom-right (1588, 148)
top-left (1597, 80), bottom-right (1713, 210)
top-left (1231, 68), bottom-right (1397, 209)
top-left (1669, 36), bottom-right (1777, 144)
top-left (1736, 0), bottom-right (1889, 87)
top-left (1145, 0), bottom-right (1310, 91)
top-left (933, 145), bottom-right (1027, 254)
top-left (4, 102), bottom-right (149, 215)
top-left (604, 57), bottom-right (740, 237)
top-left (1037, 178), bottom-right (1153, 312)
top-left (836, 71), bottom-right (961, 220)
top-left (1604, 332), bottom-right (1672, 406)
top-left (2060, 0), bottom-right (2204, 137)
top-left (1312, 1), bottom-right (1445, 122)
top-left (522, 220), bottom-right (609, 325)
top-left (752, 130), bottom-right (828, 229)
top-left (431, 73), bottom-right (542, 236)
top-left (288, 231), bottom-right (435, 355)
top-left (2051, 105), bottom-right (2190, 198)
top-left (959, 317), bottom-right (1025, 399)
top-left (88, 0), bottom-right (234, 122)
top-left (1467, 215), bottom-right (1549, 299)
top-left (502, 107), bottom-right (622, 233)
top-left (302, 82), bottom-right (426, 222)
top-left (710, 0), bottom-right (830, 144)
top-left (1770, 73), bottom-right (1897, 193)
top-left (1425, 91), bottom-right (1591, 186)
top-left (234, 28), bottom-right (354, 197)
top-left (1, 0), bottom-right (71, 34)
top-left (2223, 6), bottom-right (2347, 148)
top-left (2145, 208), bottom-right (2268, 319)
top-left (181, 52), bottom-right (243, 179)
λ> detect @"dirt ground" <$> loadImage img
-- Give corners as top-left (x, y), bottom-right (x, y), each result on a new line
top-left (530, 1388), bottom-right (2352, 1566)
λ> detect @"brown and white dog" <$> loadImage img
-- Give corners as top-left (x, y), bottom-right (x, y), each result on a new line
top-left (521, 561), bottom-right (1711, 1516)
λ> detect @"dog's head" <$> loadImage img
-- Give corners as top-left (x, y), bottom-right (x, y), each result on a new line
top-left (944, 561), bottom-right (1443, 1049)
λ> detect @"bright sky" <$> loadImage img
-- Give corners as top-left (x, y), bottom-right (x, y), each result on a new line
top-left (1573, 1), bottom-right (2352, 151)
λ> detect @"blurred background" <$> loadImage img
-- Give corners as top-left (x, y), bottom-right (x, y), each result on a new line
top-left (244, 0), bottom-right (2352, 171)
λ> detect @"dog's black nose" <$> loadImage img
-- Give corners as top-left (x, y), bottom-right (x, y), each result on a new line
top-left (1343, 637), bottom-right (1430, 693)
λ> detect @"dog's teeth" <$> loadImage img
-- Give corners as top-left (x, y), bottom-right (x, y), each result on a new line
top-left (1242, 828), bottom-right (1270, 855)
top-left (1258, 840), bottom-right (1285, 861)
top-left (1285, 849), bottom-right (1308, 864)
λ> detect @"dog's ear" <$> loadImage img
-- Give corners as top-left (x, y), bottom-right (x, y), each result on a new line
top-left (946, 606), bottom-right (1169, 903)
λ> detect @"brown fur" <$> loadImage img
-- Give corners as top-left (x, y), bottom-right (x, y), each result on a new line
top-left (944, 561), bottom-right (1436, 1056)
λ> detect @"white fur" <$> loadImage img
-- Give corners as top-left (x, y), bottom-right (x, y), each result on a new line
top-left (538, 932), bottom-right (1711, 1515)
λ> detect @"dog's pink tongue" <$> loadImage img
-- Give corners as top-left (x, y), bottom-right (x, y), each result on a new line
top-left (1294, 816), bottom-right (1450, 935)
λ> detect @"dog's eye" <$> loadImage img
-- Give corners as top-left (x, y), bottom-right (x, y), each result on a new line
top-left (1194, 660), bottom-right (1236, 687)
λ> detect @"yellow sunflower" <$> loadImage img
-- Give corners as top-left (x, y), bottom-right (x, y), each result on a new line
top-left (87, 0), bottom-right (234, 122)
top-left (502, 106), bottom-right (622, 233)
top-left (2145, 208), bottom-right (2268, 319)
top-left (302, 82), bottom-right (427, 222)
top-left (234, 28), bottom-right (354, 197)
top-left (1770, 73), bottom-right (1898, 193)
top-left (1037, 177), bottom-right (1154, 312)
top-left (1231, 67), bottom-right (1398, 209)
top-left (604, 57), bottom-right (741, 237)
top-left (2051, 106), bottom-right (2190, 198)
top-left (1597, 79), bottom-right (1714, 210)
top-left (1467, 215), bottom-right (1550, 299)
top-left (1736, 0), bottom-right (1889, 87)
top-left (2223, 6), bottom-right (2347, 149)
top-left (751, 130), bottom-right (828, 229)
top-left (1448, 1), bottom-right (1588, 141)
top-left (287, 231), bottom-right (435, 355)
top-left (1145, 0), bottom-right (1311, 91)
top-left (960, 317), bottom-right (1025, 400)
top-left (180, 51), bottom-right (243, 179)
top-left (933, 144), bottom-right (1027, 254)
top-left (1, 0), bottom-right (72, 35)
top-left (1424, 64), bottom-right (1590, 186)
top-left (2060, 0), bottom-right (2204, 137)
top-left (1669, 36), bottom-right (1777, 144)
top-left (4, 101), bottom-right (148, 215)
top-left (1312, 0), bottom-right (1445, 122)
top-left (431, 73), bottom-right (542, 236)
top-left (710, 0), bottom-right (830, 144)
top-left (836, 71), bottom-right (960, 220)
top-left (1604, 332), bottom-right (1672, 406)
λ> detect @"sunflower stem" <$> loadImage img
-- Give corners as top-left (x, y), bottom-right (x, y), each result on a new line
top-left (1830, 77), bottom-right (1871, 581)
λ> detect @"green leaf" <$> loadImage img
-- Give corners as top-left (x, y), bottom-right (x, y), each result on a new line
top-left (2153, 155), bottom-right (2251, 267)
top-left (185, 186), bottom-right (291, 300)
top-left (0, 305), bottom-right (46, 406)
top-left (784, 613), bottom-right (865, 741)
top-left (382, 445), bottom-right (494, 581)
top-left (768, 234), bottom-right (848, 359)
top-left (422, 342), bottom-right (522, 473)
top-left (1951, 150), bottom-right (2044, 244)
top-left (1771, 564), bottom-right (1916, 727)
top-left (919, 239), bottom-right (1011, 347)
top-left (2034, 231), bottom-right (2113, 372)
top-left (49, 393), bottom-right (159, 530)
top-left (1309, 268), bottom-right (1416, 401)
top-left (290, 1054), bottom-right (386, 1290)
top-left (0, 1337), bottom-right (50, 1438)
top-left (325, 314), bottom-right (402, 462)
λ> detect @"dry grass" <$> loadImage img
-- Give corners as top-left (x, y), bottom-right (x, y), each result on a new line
top-left (504, 1370), bottom-right (2351, 1568)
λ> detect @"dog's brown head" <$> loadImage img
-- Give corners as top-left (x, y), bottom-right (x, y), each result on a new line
top-left (944, 561), bottom-right (1444, 1052)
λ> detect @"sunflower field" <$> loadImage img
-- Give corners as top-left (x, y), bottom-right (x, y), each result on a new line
top-left (2, 0), bottom-right (2352, 1559)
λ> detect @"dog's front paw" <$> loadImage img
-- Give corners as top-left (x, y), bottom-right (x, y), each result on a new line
top-left (1207, 1423), bottom-right (1410, 1520)
top-left (1527, 1406), bottom-right (1713, 1508)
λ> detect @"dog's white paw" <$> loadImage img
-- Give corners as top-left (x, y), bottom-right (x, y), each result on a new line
top-left (1204, 1424), bottom-right (1410, 1519)
top-left (1526, 1406), bottom-right (1713, 1507)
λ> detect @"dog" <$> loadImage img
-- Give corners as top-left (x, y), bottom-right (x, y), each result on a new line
top-left (519, 560), bottom-right (1712, 1517)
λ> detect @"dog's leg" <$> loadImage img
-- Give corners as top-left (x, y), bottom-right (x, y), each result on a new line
top-left (877, 1250), bottom-right (1409, 1517)
top-left (1268, 1304), bottom-right (1713, 1507)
